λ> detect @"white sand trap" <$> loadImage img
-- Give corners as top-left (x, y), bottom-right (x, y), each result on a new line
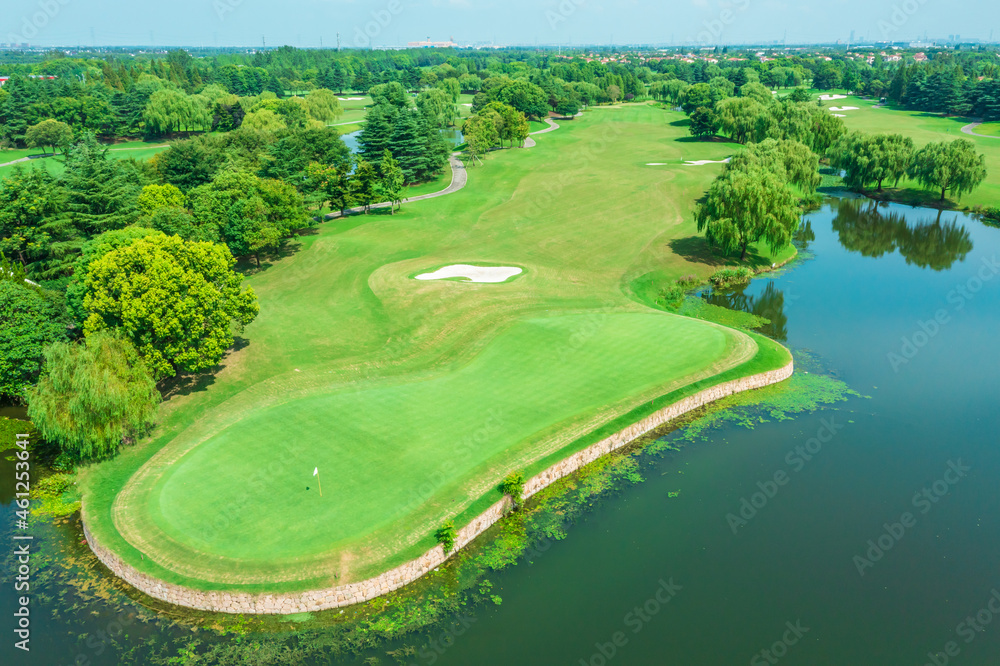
top-left (832, 113), bottom-right (847, 117)
top-left (829, 106), bottom-right (859, 111)
top-left (415, 264), bottom-right (522, 283)
top-left (684, 158), bottom-right (731, 166)
top-left (462, 103), bottom-right (472, 107)
top-left (646, 162), bottom-right (670, 165)
top-left (338, 97), bottom-right (364, 101)
top-left (820, 94), bottom-right (848, 101)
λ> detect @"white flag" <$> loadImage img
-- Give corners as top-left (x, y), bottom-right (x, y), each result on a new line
top-left (313, 467), bottom-right (318, 476)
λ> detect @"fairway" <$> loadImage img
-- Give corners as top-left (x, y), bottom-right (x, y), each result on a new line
top-left (83, 103), bottom-right (793, 593)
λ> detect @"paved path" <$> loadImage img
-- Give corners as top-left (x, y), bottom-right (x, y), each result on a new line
top-left (523, 117), bottom-right (561, 148)
top-left (321, 114), bottom-right (567, 219)
top-left (961, 121), bottom-right (1000, 139)
top-left (0, 156), bottom-right (31, 169)
top-left (322, 152), bottom-right (467, 220)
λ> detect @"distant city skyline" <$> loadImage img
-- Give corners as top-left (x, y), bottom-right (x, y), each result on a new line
top-left (2, 0), bottom-right (997, 49)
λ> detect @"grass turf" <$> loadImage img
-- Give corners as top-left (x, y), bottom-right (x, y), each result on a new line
top-left (970, 121), bottom-right (1000, 138)
top-left (0, 140), bottom-right (169, 178)
top-left (81, 103), bottom-right (794, 593)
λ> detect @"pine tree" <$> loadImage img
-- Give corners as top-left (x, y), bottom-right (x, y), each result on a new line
top-left (387, 109), bottom-right (428, 183)
top-left (358, 103), bottom-right (397, 163)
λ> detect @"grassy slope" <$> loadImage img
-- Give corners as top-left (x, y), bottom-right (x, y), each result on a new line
top-left (815, 94), bottom-right (1000, 207)
top-left (81, 103), bottom-right (793, 592)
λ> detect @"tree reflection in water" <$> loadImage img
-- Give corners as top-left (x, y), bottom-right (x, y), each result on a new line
top-left (832, 198), bottom-right (973, 271)
top-left (702, 281), bottom-right (789, 342)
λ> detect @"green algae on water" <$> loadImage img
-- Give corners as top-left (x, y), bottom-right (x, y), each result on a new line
top-left (671, 368), bottom-right (864, 444)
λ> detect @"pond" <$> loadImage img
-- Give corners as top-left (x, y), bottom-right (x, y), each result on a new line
top-left (4, 196), bottom-right (999, 665)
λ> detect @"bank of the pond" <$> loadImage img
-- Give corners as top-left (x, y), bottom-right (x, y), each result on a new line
top-left (82, 350), bottom-right (792, 614)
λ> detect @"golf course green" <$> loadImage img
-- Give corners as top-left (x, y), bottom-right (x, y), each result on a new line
top-left (82, 103), bottom-right (794, 594)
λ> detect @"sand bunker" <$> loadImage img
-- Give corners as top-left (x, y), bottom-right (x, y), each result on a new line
top-left (338, 97), bottom-right (365, 101)
top-left (415, 265), bottom-right (522, 283)
top-left (820, 94), bottom-right (848, 101)
top-left (684, 158), bottom-right (731, 166)
top-left (646, 162), bottom-right (670, 165)
top-left (832, 113), bottom-right (847, 117)
top-left (829, 106), bottom-right (859, 111)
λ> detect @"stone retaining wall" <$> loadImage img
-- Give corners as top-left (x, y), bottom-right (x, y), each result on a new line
top-left (83, 359), bottom-right (793, 614)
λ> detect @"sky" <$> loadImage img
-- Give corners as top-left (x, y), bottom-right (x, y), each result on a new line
top-left (2, 0), bottom-right (997, 49)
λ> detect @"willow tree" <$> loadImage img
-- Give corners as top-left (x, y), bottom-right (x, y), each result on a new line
top-left (828, 132), bottom-right (914, 191)
top-left (727, 139), bottom-right (821, 193)
top-left (909, 139), bottom-right (987, 201)
top-left (303, 88), bottom-right (343, 123)
top-left (696, 167), bottom-right (801, 261)
top-left (28, 333), bottom-right (159, 459)
top-left (143, 89), bottom-right (194, 135)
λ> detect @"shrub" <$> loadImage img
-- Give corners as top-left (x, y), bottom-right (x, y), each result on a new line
top-left (500, 471), bottom-right (525, 505)
top-left (709, 266), bottom-right (754, 288)
top-left (974, 206), bottom-right (1000, 225)
top-left (677, 274), bottom-right (700, 286)
top-left (435, 521), bottom-right (457, 553)
top-left (657, 283), bottom-right (686, 311)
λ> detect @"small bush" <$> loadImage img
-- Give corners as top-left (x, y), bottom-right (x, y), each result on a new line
top-left (677, 274), bottom-right (700, 286)
top-left (435, 521), bottom-right (457, 553)
top-left (657, 284), bottom-right (686, 311)
top-left (709, 266), bottom-right (754, 288)
top-left (500, 471), bottom-right (525, 505)
top-left (974, 206), bottom-right (1000, 225)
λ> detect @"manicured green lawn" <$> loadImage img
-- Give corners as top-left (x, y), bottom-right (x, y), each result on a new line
top-left (121, 312), bottom-right (750, 586)
top-left (971, 122), bottom-right (1000, 138)
top-left (403, 160), bottom-right (452, 198)
top-left (457, 93), bottom-right (475, 120)
top-left (0, 140), bottom-right (169, 178)
top-left (83, 103), bottom-right (793, 592)
top-left (0, 146), bottom-right (56, 163)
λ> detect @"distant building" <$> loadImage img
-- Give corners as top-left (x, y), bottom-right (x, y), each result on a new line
top-left (913, 52), bottom-right (928, 62)
top-left (408, 38), bottom-right (457, 48)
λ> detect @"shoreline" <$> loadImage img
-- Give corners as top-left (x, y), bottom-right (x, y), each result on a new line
top-left (82, 358), bottom-right (793, 615)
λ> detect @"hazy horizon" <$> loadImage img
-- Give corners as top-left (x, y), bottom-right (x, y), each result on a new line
top-left (2, 0), bottom-right (997, 50)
